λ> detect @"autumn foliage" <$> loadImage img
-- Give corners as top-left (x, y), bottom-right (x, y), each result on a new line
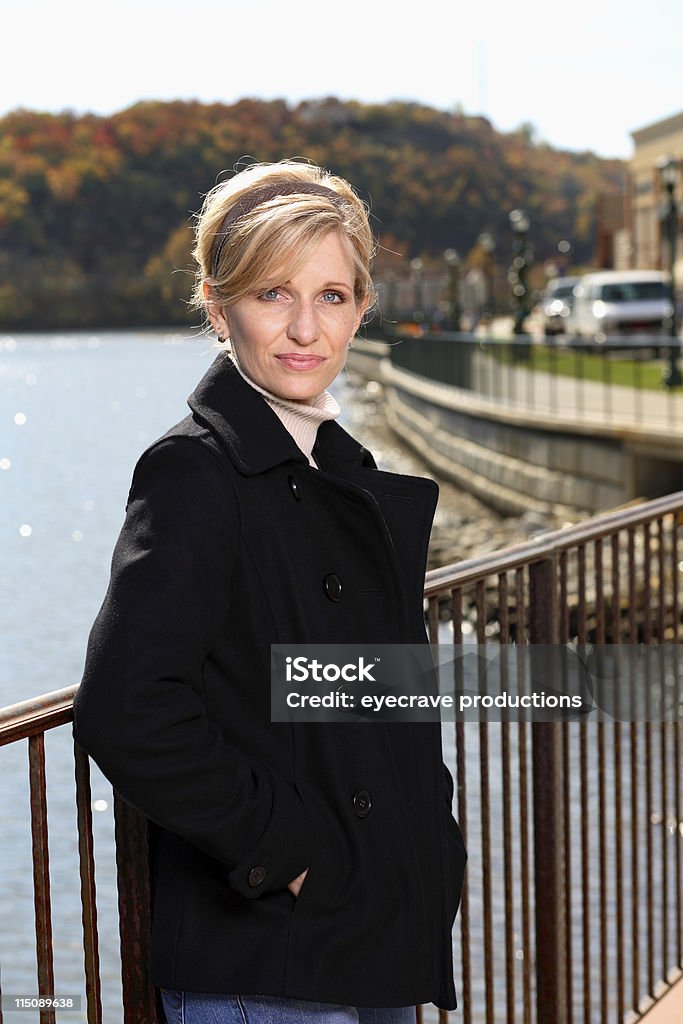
top-left (0, 98), bottom-right (624, 329)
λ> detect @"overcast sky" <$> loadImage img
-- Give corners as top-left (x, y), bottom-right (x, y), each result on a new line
top-left (1, 0), bottom-right (681, 159)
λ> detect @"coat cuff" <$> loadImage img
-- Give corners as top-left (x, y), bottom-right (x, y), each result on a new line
top-left (227, 774), bottom-right (319, 899)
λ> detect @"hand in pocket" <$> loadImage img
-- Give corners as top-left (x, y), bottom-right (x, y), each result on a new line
top-left (287, 868), bottom-right (309, 898)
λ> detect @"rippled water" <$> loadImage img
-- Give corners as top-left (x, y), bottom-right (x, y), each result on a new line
top-left (2, 332), bottom-right (220, 699)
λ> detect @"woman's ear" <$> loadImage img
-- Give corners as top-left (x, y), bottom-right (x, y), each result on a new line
top-left (352, 294), bottom-right (371, 338)
top-left (203, 281), bottom-right (230, 340)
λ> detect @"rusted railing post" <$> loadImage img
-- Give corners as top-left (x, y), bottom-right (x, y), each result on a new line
top-left (28, 734), bottom-right (56, 1024)
top-left (113, 794), bottom-right (162, 1024)
top-left (529, 556), bottom-right (569, 1024)
top-left (74, 743), bottom-right (103, 1024)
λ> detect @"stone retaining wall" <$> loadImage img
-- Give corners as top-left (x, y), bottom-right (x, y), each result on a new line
top-left (347, 338), bottom-right (683, 515)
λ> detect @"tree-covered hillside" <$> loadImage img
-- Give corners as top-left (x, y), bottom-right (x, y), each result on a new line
top-left (0, 97), bottom-right (625, 329)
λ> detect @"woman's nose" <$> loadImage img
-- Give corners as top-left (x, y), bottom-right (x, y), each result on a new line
top-left (286, 301), bottom-right (320, 345)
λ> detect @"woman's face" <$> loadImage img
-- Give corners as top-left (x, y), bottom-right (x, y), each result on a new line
top-left (210, 232), bottom-right (368, 403)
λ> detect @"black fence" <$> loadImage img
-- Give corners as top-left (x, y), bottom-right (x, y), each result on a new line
top-left (375, 328), bottom-right (683, 430)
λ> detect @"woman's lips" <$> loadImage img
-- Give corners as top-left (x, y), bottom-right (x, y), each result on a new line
top-left (275, 354), bottom-right (326, 370)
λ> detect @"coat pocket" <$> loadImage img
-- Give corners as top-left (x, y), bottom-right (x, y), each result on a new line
top-left (289, 862), bottom-right (316, 916)
top-left (287, 827), bottom-right (344, 920)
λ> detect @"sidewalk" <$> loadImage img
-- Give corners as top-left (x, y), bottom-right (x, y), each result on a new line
top-left (470, 320), bottom-right (683, 435)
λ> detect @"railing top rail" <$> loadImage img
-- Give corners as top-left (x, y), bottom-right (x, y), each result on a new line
top-left (0, 683), bottom-right (78, 747)
top-left (424, 489), bottom-right (683, 596)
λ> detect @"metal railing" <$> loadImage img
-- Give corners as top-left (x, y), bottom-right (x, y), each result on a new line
top-left (2, 492), bottom-right (683, 1022)
top-left (0, 693), bottom-right (160, 1024)
top-left (381, 329), bottom-right (683, 433)
top-left (428, 489), bottom-right (683, 1024)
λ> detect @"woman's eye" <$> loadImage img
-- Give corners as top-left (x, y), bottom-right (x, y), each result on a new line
top-left (259, 288), bottom-right (281, 301)
top-left (321, 290), bottom-right (344, 303)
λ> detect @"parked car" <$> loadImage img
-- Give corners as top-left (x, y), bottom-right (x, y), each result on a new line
top-left (539, 276), bottom-right (579, 334)
top-left (566, 270), bottom-right (674, 340)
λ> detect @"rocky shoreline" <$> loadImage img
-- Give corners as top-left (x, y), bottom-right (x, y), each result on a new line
top-left (341, 373), bottom-right (580, 570)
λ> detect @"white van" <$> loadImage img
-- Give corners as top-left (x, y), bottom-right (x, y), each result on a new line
top-left (567, 270), bottom-right (674, 340)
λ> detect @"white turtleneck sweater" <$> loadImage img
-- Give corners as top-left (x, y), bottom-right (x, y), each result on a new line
top-left (231, 358), bottom-right (340, 468)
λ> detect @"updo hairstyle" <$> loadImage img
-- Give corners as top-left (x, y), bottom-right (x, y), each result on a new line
top-left (191, 161), bottom-right (376, 321)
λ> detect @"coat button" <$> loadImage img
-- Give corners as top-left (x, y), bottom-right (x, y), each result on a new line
top-left (352, 789), bottom-right (372, 818)
top-left (248, 865), bottom-right (266, 887)
top-left (323, 573), bottom-right (342, 601)
top-left (288, 476), bottom-right (302, 502)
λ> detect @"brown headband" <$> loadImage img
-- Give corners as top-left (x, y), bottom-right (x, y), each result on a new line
top-left (211, 180), bottom-right (346, 278)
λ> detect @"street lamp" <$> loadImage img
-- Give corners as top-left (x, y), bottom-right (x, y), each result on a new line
top-left (477, 232), bottom-right (496, 321)
top-left (410, 257), bottom-right (424, 325)
top-left (657, 156), bottom-right (681, 388)
top-left (508, 209), bottom-right (533, 335)
top-left (443, 248), bottom-right (461, 330)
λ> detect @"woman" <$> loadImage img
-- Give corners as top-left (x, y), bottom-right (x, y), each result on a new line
top-left (73, 160), bottom-right (466, 1024)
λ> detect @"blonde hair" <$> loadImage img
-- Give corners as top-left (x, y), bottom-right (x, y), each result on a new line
top-left (191, 161), bottom-right (376, 319)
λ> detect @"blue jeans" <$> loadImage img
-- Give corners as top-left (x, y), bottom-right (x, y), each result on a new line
top-left (159, 991), bottom-right (416, 1024)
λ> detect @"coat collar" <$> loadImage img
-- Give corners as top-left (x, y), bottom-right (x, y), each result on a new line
top-left (187, 352), bottom-right (375, 476)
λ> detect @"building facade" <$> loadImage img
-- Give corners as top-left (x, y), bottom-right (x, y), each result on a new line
top-left (630, 110), bottom-right (683, 281)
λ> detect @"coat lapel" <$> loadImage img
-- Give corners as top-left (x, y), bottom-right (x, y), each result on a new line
top-left (187, 353), bottom-right (308, 474)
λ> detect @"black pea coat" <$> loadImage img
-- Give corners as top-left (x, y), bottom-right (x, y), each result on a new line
top-left (73, 353), bottom-right (466, 1010)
